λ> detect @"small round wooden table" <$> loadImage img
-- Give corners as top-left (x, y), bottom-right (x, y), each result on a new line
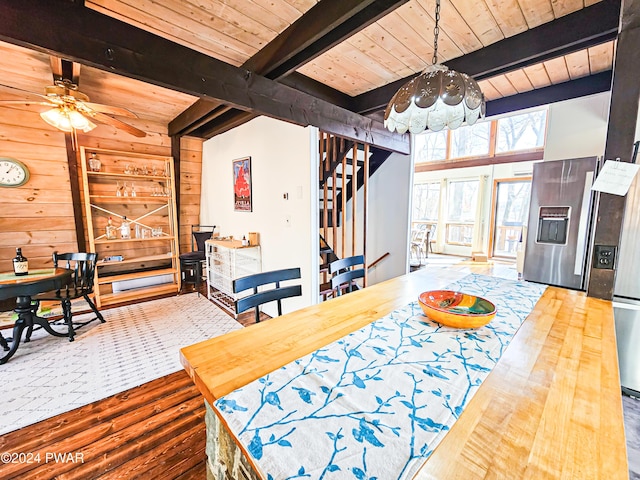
top-left (0, 268), bottom-right (73, 364)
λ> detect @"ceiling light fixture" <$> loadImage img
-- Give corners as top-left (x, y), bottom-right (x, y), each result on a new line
top-left (40, 105), bottom-right (97, 133)
top-left (384, 0), bottom-right (485, 134)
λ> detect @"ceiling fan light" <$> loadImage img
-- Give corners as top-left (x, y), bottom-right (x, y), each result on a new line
top-left (40, 107), bottom-right (96, 133)
top-left (81, 119), bottom-right (97, 133)
top-left (40, 108), bottom-right (72, 132)
top-left (68, 109), bottom-right (95, 132)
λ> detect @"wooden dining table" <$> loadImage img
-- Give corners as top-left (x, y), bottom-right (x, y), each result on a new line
top-left (0, 268), bottom-right (73, 364)
top-left (180, 265), bottom-right (628, 479)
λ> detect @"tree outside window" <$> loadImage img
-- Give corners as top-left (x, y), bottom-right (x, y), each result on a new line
top-left (450, 122), bottom-right (490, 158)
top-left (412, 183), bottom-right (440, 222)
top-left (496, 110), bottom-right (547, 153)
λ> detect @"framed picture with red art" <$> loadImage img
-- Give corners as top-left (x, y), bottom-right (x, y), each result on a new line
top-left (233, 156), bottom-right (252, 212)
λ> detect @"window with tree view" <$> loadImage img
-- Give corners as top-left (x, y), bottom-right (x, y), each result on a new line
top-left (496, 110), bottom-right (547, 153)
top-left (446, 180), bottom-right (478, 245)
top-left (413, 182), bottom-right (440, 223)
top-left (413, 108), bottom-right (547, 163)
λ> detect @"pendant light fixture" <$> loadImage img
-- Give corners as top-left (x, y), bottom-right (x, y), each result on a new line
top-left (384, 0), bottom-right (485, 134)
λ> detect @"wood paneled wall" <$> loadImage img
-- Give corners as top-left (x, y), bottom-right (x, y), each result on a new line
top-left (0, 105), bottom-right (73, 271)
top-left (178, 137), bottom-right (204, 255)
top-left (0, 106), bottom-right (203, 273)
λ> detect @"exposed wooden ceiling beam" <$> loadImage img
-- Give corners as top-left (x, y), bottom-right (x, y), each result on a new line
top-left (486, 71), bottom-right (612, 117)
top-left (260, 0), bottom-right (410, 81)
top-left (195, 111), bottom-right (261, 139)
top-left (353, 0), bottom-right (621, 115)
top-left (0, 0), bottom-right (409, 153)
top-left (169, 0), bottom-right (407, 137)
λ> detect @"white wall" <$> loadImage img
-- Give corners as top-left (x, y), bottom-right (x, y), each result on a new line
top-left (544, 92), bottom-right (610, 161)
top-left (360, 152), bottom-right (413, 284)
top-left (200, 116), bottom-right (317, 314)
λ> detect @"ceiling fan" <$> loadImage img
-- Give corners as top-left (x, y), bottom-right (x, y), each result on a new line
top-left (0, 80), bottom-right (147, 138)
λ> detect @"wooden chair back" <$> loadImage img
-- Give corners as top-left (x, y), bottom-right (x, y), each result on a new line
top-left (53, 252), bottom-right (98, 293)
top-left (329, 255), bottom-right (365, 296)
top-left (233, 268), bottom-right (302, 323)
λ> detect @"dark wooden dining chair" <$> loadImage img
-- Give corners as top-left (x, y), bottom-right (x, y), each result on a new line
top-left (329, 255), bottom-right (365, 296)
top-left (233, 268), bottom-right (302, 323)
top-left (179, 224), bottom-right (216, 294)
top-left (32, 252), bottom-right (104, 341)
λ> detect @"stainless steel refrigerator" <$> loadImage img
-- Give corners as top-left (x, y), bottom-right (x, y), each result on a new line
top-left (614, 142), bottom-right (640, 396)
top-left (523, 157), bottom-right (598, 290)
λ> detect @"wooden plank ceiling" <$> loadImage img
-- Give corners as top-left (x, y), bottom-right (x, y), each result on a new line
top-left (0, 0), bottom-right (618, 147)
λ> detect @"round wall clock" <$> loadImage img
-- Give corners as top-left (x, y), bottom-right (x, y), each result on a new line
top-left (0, 157), bottom-right (30, 187)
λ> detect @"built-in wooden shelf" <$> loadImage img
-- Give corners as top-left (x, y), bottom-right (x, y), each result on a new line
top-left (97, 253), bottom-right (174, 267)
top-left (98, 283), bottom-right (179, 307)
top-left (90, 195), bottom-right (172, 203)
top-left (97, 267), bottom-right (178, 285)
top-left (94, 236), bottom-right (175, 244)
top-left (81, 146), bottom-right (180, 308)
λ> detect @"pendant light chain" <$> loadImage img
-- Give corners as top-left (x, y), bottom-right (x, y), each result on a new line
top-left (383, 0), bottom-right (485, 134)
top-left (432, 0), bottom-right (440, 65)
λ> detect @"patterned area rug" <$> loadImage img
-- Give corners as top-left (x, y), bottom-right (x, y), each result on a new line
top-left (0, 293), bottom-right (242, 435)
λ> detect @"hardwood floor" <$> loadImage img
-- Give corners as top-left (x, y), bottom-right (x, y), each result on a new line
top-left (0, 370), bottom-right (206, 479)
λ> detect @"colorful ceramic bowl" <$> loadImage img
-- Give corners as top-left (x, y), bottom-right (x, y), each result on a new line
top-left (418, 290), bottom-right (497, 328)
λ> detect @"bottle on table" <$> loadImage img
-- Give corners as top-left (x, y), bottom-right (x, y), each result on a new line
top-left (106, 216), bottom-right (117, 240)
top-left (13, 247), bottom-right (28, 276)
top-left (120, 216), bottom-right (131, 240)
top-left (242, 235), bottom-right (248, 246)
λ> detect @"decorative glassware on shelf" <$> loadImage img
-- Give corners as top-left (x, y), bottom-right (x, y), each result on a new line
top-left (120, 216), bottom-right (131, 240)
top-left (123, 181), bottom-right (129, 197)
top-left (131, 182), bottom-right (136, 197)
top-left (151, 226), bottom-right (163, 237)
top-left (88, 152), bottom-right (101, 172)
top-left (116, 181), bottom-right (123, 197)
top-left (106, 216), bottom-right (117, 240)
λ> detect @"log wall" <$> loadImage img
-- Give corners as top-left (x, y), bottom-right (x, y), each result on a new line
top-left (0, 105), bottom-right (203, 273)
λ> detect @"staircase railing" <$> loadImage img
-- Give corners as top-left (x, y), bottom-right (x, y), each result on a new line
top-left (319, 131), bottom-right (373, 299)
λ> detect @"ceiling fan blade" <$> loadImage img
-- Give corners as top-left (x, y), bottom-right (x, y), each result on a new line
top-left (0, 101), bottom-right (54, 106)
top-left (84, 102), bottom-right (138, 118)
top-left (91, 112), bottom-right (147, 138)
top-left (0, 83), bottom-right (53, 102)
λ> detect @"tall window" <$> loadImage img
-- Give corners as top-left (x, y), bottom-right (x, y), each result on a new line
top-left (414, 131), bottom-right (447, 163)
top-left (412, 182), bottom-right (440, 222)
top-left (445, 180), bottom-right (478, 245)
top-left (496, 110), bottom-right (547, 153)
top-left (450, 122), bottom-right (490, 158)
top-left (413, 108), bottom-right (547, 164)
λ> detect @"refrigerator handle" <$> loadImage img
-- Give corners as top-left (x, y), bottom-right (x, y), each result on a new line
top-left (574, 171), bottom-right (595, 276)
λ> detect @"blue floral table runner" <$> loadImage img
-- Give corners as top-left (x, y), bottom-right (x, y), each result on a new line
top-left (215, 274), bottom-right (547, 480)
